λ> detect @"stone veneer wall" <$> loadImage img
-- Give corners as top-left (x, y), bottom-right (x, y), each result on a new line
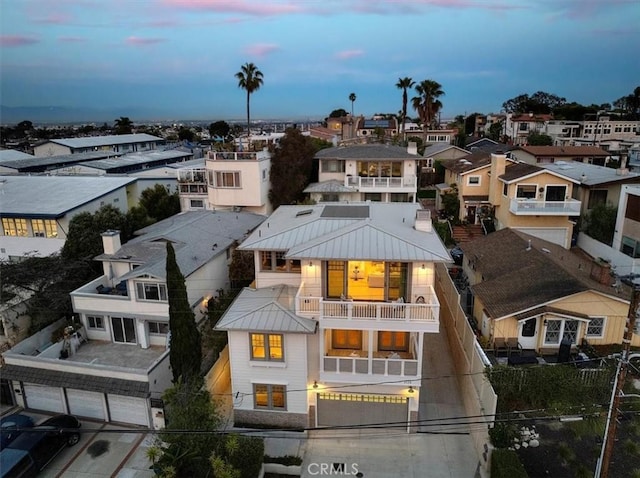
top-left (235, 409), bottom-right (308, 429)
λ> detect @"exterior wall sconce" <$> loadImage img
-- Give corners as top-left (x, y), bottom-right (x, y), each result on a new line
top-left (408, 386), bottom-right (414, 394)
top-left (313, 381), bottom-right (318, 389)
top-left (421, 264), bottom-right (426, 270)
top-left (309, 261), bottom-right (313, 267)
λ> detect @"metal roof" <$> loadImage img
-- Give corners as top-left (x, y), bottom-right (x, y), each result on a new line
top-left (0, 151), bottom-right (123, 171)
top-left (422, 143), bottom-right (469, 157)
top-left (0, 150), bottom-right (34, 161)
top-left (0, 175), bottom-right (136, 218)
top-left (240, 203), bottom-right (451, 262)
top-left (47, 133), bottom-right (162, 149)
top-left (315, 144), bottom-right (418, 160)
top-left (109, 210), bottom-right (265, 280)
top-left (215, 285), bottom-right (317, 333)
top-left (77, 150), bottom-right (192, 171)
top-left (540, 161), bottom-right (640, 186)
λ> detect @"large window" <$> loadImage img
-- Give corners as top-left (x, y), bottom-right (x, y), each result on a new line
top-left (215, 171), bottom-right (241, 188)
top-left (250, 333), bottom-right (284, 361)
top-left (516, 184), bottom-right (537, 199)
top-left (136, 282), bottom-right (168, 301)
top-left (149, 321), bottom-right (169, 335)
top-left (321, 194), bottom-right (340, 202)
top-left (586, 318), bottom-right (605, 338)
top-left (254, 384), bottom-right (286, 410)
top-left (260, 251), bottom-right (300, 272)
top-left (332, 330), bottom-right (362, 349)
top-left (111, 317), bottom-right (136, 344)
top-left (544, 319), bottom-right (579, 345)
top-left (2, 218), bottom-right (28, 237)
top-left (31, 219), bottom-right (58, 238)
top-left (321, 160), bottom-right (345, 173)
top-left (545, 185), bottom-right (567, 202)
top-left (378, 331), bottom-right (409, 352)
top-left (357, 161), bottom-right (401, 177)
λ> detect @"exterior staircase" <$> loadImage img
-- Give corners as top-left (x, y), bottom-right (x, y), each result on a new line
top-left (452, 224), bottom-right (484, 245)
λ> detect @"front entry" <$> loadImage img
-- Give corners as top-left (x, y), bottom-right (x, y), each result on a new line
top-left (466, 205), bottom-right (477, 224)
top-left (518, 318), bottom-right (538, 350)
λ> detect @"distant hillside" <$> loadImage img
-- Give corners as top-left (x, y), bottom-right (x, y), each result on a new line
top-left (0, 105), bottom-right (178, 125)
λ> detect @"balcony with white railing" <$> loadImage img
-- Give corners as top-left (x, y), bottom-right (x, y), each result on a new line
top-left (345, 175), bottom-right (417, 191)
top-left (207, 150), bottom-right (270, 161)
top-left (295, 284), bottom-right (439, 333)
top-left (177, 168), bottom-right (207, 195)
top-left (509, 198), bottom-right (581, 216)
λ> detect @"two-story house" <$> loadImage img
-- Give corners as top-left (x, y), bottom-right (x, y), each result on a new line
top-left (504, 113), bottom-right (553, 146)
top-left (510, 145), bottom-right (610, 166)
top-left (0, 175), bottom-right (136, 261)
top-left (33, 134), bottom-right (163, 157)
top-left (216, 203), bottom-right (451, 430)
top-left (461, 228), bottom-right (634, 354)
top-left (305, 144), bottom-right (418, 203)
top-left (1, 210), bottom-right (265, 427)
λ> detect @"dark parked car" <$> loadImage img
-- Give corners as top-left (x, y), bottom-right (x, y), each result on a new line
top-left (0, 414), bottom-right (81, 478)
top-left (450, 246), bottom-right (464, 266)
top-left (0, 414), bottom-right (34, 450)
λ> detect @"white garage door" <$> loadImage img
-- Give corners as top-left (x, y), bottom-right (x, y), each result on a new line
top-left (516, 227), bottom-right (568, 248)
top-left (23, 384), bottom-right (65, 413)
top-left (67, 389), bottom-right (106, 420)
top-left (317, 392), bottom-right (409, 428)
top-left (107, 394), bottom-right (149, 427)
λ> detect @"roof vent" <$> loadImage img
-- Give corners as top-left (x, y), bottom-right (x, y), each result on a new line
top-left (526, 240), bottom-right (531, 251)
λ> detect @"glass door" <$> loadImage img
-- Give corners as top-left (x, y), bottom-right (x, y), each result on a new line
top-left (111, 317), bottom-right (136, 344)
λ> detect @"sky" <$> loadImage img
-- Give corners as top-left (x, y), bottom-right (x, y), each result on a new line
top-left (1, 0), bottom-right (639, 122)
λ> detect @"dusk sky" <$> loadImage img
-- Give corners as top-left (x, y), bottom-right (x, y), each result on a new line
top-left (1, 0), bottom-right (638, 122)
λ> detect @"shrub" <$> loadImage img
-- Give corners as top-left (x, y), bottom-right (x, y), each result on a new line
top-left (491, 449), bottom-right (528, 478)
top-left (264, 455), bottom-right (303, 466)
top-left (489, 421), bottom-right (519, 448)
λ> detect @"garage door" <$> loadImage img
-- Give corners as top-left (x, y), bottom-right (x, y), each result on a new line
top-left (107, 394), bottom-right (149, 427)
top-left (516, 227), bottom-right (568, 248)
top-left (23, 384), bottom-right (65, 413)
top-left (317, 392), bottom-right (408, 428)
top-left (67, 389), bottom-right (106, 420)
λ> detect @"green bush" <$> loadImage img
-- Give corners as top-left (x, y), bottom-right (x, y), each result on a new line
top-left (264, 455), bottom-right (303, 466)
top-left (226, 435), bottom-right (264, 478)
top-left (417, 189), bottom-right (436, 199)
top-left (489, 422), bottom-right (518, 448)
top-left (491, 449), bottom-right (528, 478)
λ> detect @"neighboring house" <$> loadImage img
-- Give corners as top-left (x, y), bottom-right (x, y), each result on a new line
top-left (541, 120), bottom-right (582, 146)
top-left (33, 134), bottom-right (163, 157)
top-left (540, 161), bottom-right (640, 216)
top-left (424, 129), bottom-right (455, 145)
top-left (0, 150), bottom-right (34, 162)
top-left (510, 145), bottom-right (611, 167)
top-left (466, 138), bottom-right (512, 155)
top-left (460, 228), bottom-right (635, 354)
top-left (48, 150), bottom-right (193, 176)
top-left (0, 175), bottom-right (136, 261)
top-left (439, 152), bottom-right (497, 224)
top-left (504, 113), bottom-right (554, 146)
top-left (326, 116), bottom-right (358, 141)
top-left (0, 151), bottom-right (125, 175)
top-left (216, 202), bottom-right (451, 430)
top-left (1, 210), bottom-right (265, 427)
top-left (305, 144), bottom-right (419, 203)
top-left (355, 117), bottom-right (398, 140)
top-left (577, 116), bottom-right (640, 144)
top-left (173, 159), bottom-right (208, 212)
top-left (421, 144), bottom-right (470, 186)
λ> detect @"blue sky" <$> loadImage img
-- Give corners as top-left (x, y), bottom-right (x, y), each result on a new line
top-left (1, 0), bottom-right (638, 121)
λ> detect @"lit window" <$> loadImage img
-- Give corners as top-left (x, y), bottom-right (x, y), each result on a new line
top-left (2, 218), bottom-right (28, 237)
top-left (250, 333), bottom-right (284, 361)
top-left (254, 384), bottom-right (286, 410)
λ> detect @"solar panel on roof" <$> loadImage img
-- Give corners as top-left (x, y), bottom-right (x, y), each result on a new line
top-left (321, 205), bottom-right (369, 218)
top-left (363, 120), bottom-right (390, 128)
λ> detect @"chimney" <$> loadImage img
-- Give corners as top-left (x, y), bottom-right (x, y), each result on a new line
top-left (414, 209), bottom-right (432, 232)
top-left (489, 152), bottom-right (509, 205)
top-left (101, 230), bottom-right (121, 255)
top-left (407, 142), bottom-right (418, 155)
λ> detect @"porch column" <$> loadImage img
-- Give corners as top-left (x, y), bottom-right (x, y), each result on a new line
top-left (368, 330), bottom-right (374, 375)
top-left (137, 319), bottom-right (149, 349)
top-left (416, 332), bottom-right (424, 378)
top-left (319, 327), bottom-right (325, 373)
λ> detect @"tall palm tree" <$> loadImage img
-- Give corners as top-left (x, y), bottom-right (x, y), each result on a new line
top-left (412, 80), bottom-right (445, 130)
top-left (235, 62), bottom-right (264, 143)
top-left (395, 77), bottom-right (414, 137)
top-left (349, 92), bottom-right (356, 116)
top-left (114, 116), bottom-right (133, 135)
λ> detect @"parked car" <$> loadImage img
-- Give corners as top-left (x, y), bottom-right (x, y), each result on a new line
top-left (0, 414), bottom-right (34, 450)
top-left (450, 246), bottom-right (464, 266)
top-left (0, 414), bottom-right (81, 478)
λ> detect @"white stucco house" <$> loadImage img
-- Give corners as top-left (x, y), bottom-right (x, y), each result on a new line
top-left (1, 210), bottom-right (265, 427)
top-left (216, 202), bottom-right (451, 431)
top-left (33, 133), bottom-right (163, 157)
top-left (304, 144), bottom-right (419, 203)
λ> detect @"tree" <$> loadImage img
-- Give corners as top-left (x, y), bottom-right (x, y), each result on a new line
top-left (166, 241), bottom-right (202, 385)
top-left (613, 86), bottom-right (640, 120)
top-left (412, 80), bottom-right (444, 130)
top-left (441, 184), bottom-right (460, 221)
top-left (178, 126), bottom-right (195, 142)
top-left (268, 128), bottom-right (316, 209)
top-left (139, 184), bottom-right (180, 222)
top-left (328, 108), bottom-right (348, 118)
top-left (235, 62), bottom-right (264, 140)
top-left (395, 77), bottom-right (415, 138)
top-left (581, 202), bottom-right (617, 245)
top-left (228, 241), bottom-right (255, 290)
top-left (62, 205), bottom-right (127, 262)
top-left (502, 91), bottom-right (566, 115)
top-left (114, 116), bottom-right (133, 135)
top-left (348, 92), bottom-right (356, 116)
top-left (527, 132), bottom-right (553, 145)
top-left (209, 120), bottom-right (231, 141)
top-left (488, 121), bottom-right (504, 141)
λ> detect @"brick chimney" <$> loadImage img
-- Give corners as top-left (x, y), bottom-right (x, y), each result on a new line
top-left (101, 230), bottom-right (121, 255)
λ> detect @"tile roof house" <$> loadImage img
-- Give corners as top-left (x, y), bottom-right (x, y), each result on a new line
top-left (1, 210), bottom-right (265, 427)
top-left (460, 228), bottom-right (634, 354)
top-left (215, 202), bottom-right (451, 430)
top-left (305, 144), bottom-right (419, 203)
top-left (505, 113), bottom-right (554, 146)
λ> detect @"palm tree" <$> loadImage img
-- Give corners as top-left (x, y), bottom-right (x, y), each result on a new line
top-left (349, 92), bottom-right (356, 116)
top-left (235, 62), bottom-right (264, 143)
top-left (412, 80), bottom-right (445, 130)
top-left (114, 116), bottom-right (133, 135)
top-left (395, 77), bottom-right (415, 137)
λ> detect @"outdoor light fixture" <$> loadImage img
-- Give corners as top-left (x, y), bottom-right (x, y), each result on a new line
top-left (421, 264), bottom-right (426, 270)
top-left (408, 386), bottom-right (414, 394)
top-left (313, 381), bottom-right (318, 389)
top-left (309, 261), bottom-right (313, 267)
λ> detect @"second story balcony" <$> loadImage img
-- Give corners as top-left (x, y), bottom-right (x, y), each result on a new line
top-left (177, 169), bottom-right (207, 195)
top-left (345, 175), bottom-right (417, 191)
top-left (207, 150), bottom-right (269, 161)
top-left (509, 198), bottom-right (581, 216)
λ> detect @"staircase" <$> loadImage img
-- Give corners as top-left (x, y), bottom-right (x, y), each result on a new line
top-left (452, 224), bottom-right (484, 245)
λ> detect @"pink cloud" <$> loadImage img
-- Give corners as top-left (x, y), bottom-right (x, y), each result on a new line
top-left (34, 13), bottom-right (73, 24)
top-left (352, 0), bottom-right (523, 13)
top-left (335, 49), bottom-right (365, 60)
top-left (58, 36), bottom-right (86, 43)
top-left (244, 43), bottom-right (280, 57)
top-left (162, 0), bottom-right (304, 16)
top-left (125, 36), bottom-right (166, 46)
top-left (0, 35), bottom-right (40, 47)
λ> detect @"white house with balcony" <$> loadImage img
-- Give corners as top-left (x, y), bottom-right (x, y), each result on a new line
top-left (215, 202), bottom-right (451, 431)
top-left (304, 144), bottom-right (418, 203)
top-left (1, 210), bottom-right (265, 427)
top-left (33, 133), bottom-right (163, 157)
